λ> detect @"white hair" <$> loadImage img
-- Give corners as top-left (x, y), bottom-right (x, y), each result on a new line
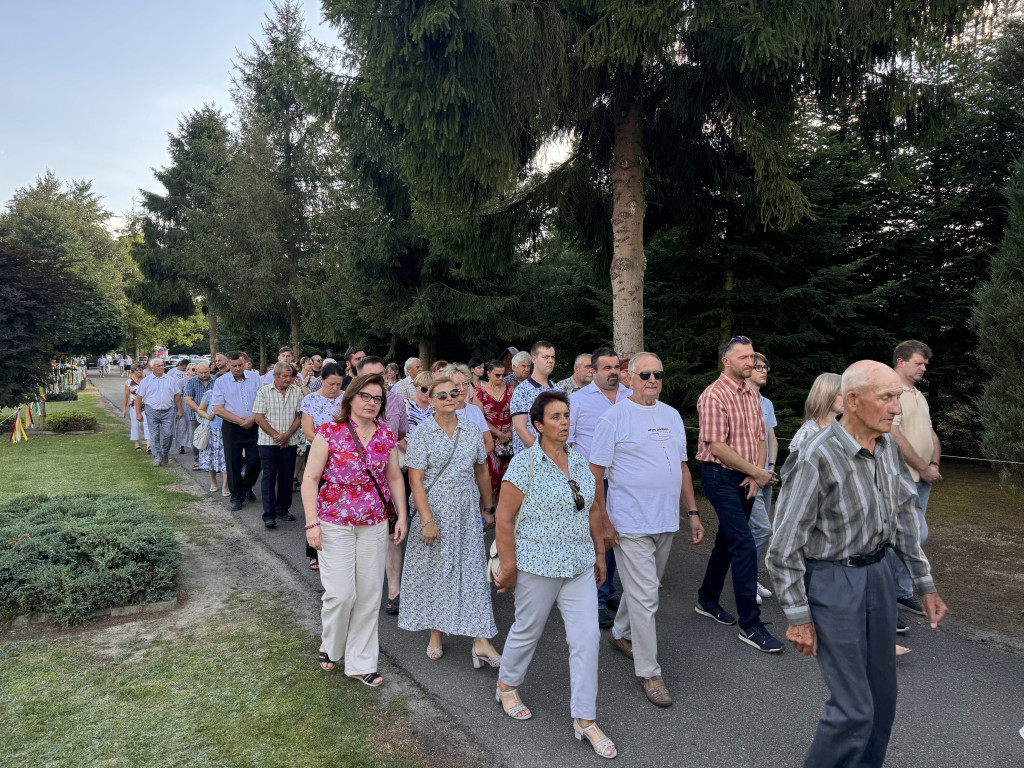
top-left (404, 357), bottom-right (421, 375)
top-left (512, 351), bottom-right (531, 366)
top-left (574, 353), bottom-right (591, 366)
top-left (628, 352), bottom-right (662, 372)
top-left (273, 361), bottom-right (292, 375)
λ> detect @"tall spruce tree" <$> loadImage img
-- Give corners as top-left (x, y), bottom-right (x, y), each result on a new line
top-left (135, 107), bottom-right (230, 354)
top-left (320, 0), bottom-right (985, 354)
top-left (972, 155), bottom-right (1024, 488)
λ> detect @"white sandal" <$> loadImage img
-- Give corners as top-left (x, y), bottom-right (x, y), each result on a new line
top-left (495, 685), bottom-right (532, 720)
top-left (574, 719), bottom-right (617, 759)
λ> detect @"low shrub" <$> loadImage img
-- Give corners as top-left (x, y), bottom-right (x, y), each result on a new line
top-left (46, 410), bottom-right (98, 433)
top-left (47, 390), bottom-right (79, 402)
top-left (0, 493), bottom-right (181, 626)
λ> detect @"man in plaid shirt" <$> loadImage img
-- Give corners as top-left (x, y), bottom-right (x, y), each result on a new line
top-left (693, 336), bottom-right (784, 653)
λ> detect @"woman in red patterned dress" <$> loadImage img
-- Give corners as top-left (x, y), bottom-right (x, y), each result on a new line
top-left (475, 360), bottom-right (515, 498)
top-left (301, 373), bottom-right (408, 687)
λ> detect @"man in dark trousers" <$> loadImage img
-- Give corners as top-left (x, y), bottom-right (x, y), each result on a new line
top-left (767, 360), bottom-right (948, 768)
top-left (211, 351), bottom-right (263, 511)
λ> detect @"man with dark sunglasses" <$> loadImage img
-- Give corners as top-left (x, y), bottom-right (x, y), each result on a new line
top-left (589, 352), bottom-right (703, 708)
top-left (695, 336), bottom-right (784, 653)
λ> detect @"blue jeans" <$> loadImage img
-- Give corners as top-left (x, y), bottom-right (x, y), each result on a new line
top-left (697, 462), bottom-right (761, 630)
top-left (145, 407), bottom-right (175, 462)
top-left (889, 481), bottom-right (931, 599)
top-left (258, 444), bottom-right (297, 524)
top-left (597, 479), bottom-right (617, 607)
top-left (748, 485), bottom-right (773, 565)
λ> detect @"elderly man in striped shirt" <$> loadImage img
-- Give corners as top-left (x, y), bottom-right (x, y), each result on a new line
top-left (694, 335), bottom-right (783, 653)
top-left (766, 360), bottom-right (947, 768)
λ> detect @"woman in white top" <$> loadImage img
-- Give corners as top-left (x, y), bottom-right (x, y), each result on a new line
top-left (788, 373), bottom-right (843, 452)
top-left (122, 365), bottom-right (151, 452)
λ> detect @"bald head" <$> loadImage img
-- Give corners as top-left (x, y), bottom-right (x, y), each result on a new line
top-left (841, 360), bottom-right (903, 439)
top-left (842, 360), bottom-right (899, 397)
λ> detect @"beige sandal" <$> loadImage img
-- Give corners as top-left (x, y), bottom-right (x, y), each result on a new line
top-left (641, 675), bottom-right (673, 707)
top-left (495, 684), bottom-right (532, 720)
top-left (574, 719), bottom-right (617, 759)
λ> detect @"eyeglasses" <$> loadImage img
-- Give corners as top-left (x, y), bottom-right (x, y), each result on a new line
top-left (357, 392), bottom-right (383, 405)
top-left (636, 371), bottom-right (664, 381)
top-left (432, 389), bottom-right (462, 401)
top-left (568, 480), bottom-right (585, 511)
top-left (753, 365), bottom-right (770, 372)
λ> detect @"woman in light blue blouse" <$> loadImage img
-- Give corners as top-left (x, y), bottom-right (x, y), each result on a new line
top-left (492, 390), bottom-right (616, 759)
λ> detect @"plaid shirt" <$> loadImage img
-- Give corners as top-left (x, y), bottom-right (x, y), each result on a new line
top-left (182, 377), bottom-right (214, 422)
top-left (695, 373), bottom-right (765, 466)
top-left (252, 383), bottom-right (304, 447)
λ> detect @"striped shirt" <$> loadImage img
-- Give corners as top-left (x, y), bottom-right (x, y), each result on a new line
top-left (252, 383), bottom-right (304, 447)
top-left (765, 421), bottom-right (935, 626)
top-left (695, 373), bottom-right (765, 466)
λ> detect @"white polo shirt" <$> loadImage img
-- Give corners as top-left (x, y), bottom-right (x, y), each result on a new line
top-left (567, 381), bottom-right (631, 461)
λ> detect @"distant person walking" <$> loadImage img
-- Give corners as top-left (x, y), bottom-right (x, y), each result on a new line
top-left (746, 351), bottom-right (778, 604)
top-left (183, 363), bottom-right (215, 472)
top-left (122, 365), bottom-right (150, 452)
top-left (134, 359), bottom-right (181, 467)
top-left (767, 360), bottom-right (948, 768)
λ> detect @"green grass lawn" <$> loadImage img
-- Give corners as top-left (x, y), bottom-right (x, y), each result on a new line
top-left (0, 594), bottom-right (425, 768)
top-left (0, 388), bottom-right (204, 539)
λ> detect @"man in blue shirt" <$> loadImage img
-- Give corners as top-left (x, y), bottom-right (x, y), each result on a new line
top-left (211, 351), bottom-right (264, 511)
top-left (747, 352), bottom-right (778, 604)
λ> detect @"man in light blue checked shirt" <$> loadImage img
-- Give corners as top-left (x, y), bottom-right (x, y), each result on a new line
top-left (766, 360), bottom-right (948, 768)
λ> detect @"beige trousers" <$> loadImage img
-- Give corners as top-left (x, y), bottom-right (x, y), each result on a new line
top-left (612, 531), bottom-right (675, 678)
top-left (319, 520), bottom-right (388, 676)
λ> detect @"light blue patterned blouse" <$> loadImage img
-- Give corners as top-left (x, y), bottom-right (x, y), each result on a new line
top-left (503, 443), bottom-right (597, 579)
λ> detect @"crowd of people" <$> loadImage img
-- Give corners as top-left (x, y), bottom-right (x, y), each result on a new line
top-left (124, 337), bottom-right (947, 766)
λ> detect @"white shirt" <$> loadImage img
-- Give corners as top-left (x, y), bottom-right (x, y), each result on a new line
top-left (589, 398), bottom-right (688, 535)
top-left (166, 368), bottom-right (189, 393)
top-left (457, 403), bottom-right (489, 435)
top-left (136, 373), bottom-right (181, 411)
top-left (567, 381), bottom-right (632, 460)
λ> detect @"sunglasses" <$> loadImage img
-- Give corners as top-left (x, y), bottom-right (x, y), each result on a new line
top-left (732, 335), bottom-right (752, 344)
top-left (357, 392), bottom-right (383, 405)
top-left (432, 389), bottom-right (462, 401)
top-left (636, 371), bottom-right (664, 381)
top-left (418, 386), bottom-right (430, 393)
top-left (568, 479), bottom-right (585, 511)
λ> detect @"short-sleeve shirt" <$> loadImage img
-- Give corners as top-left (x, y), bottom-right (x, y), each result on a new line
top-left (789, 420), bottom-right (822, 453)
top-left (251, 383), bottom-right (304, 447)
top-left (590, 398), bottom-right (688, 535)
top-left (182, 378), bottom-right (215, 422)
top-left (457, 404), bottom-right (489, 436)
top-left (892, 384), bottom-right (933, 482)
top-left (695, 373), bottom-right (766, 466)
top-left (301, 391), bottom-right (342, 430)
top-left (406, 401), bottom-right (434, 435)
top-left (315, 420), bottom-right (397, 526)
top-left (136, 374), bottom-right (180, 411)
top-left (210, 370), bottom-right (263, 419)
top-left (391, 377), bottom-right (416, 402)
top-left (381, 390), bottom-right (409, 439)
top-left (405, 416), bottom-right (487, 481)
top-left (503, 443), bottom-right (597, 579)
top-left (759, 393), bottom-right (777, 470)
top-left (510, 377), bottom-right (558, 455)
top-left (567, 381), bottom-right (631, 461)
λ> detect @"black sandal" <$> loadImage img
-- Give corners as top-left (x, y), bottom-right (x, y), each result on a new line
top-left (318, 650), bottom-right (336, 671)
top-left (309, 559), bottom-right (319, 571)
top-left (356, 672), bottom-right (382, 687)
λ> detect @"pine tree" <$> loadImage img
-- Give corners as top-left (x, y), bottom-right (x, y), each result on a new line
top-left (972, 155), bottom-right (1024, 488)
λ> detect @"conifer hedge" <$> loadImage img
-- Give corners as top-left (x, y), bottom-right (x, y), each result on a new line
top-left (0, 494), bottom-right (180, 626)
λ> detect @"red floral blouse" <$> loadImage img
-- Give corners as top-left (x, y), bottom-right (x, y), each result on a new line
top-left (315, 420), bottom-right (397, 526)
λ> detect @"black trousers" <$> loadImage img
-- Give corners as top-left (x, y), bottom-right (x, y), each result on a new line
top-left (258, 444), bottom-right (297, 523)
top-left (221, 421), bottom-right (261, 503)
top-left (804, 556), bottom-right (899, 768)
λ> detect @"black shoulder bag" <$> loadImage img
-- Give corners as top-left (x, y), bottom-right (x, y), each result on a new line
top-left (346, 421), bottom-right (399, 534)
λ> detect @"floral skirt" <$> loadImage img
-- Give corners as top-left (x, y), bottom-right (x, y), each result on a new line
top-left (198, 428), bottom-right (226, 473)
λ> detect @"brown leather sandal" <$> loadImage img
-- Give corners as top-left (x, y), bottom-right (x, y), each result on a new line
top-left (640, 675), bottom-right (673, 707)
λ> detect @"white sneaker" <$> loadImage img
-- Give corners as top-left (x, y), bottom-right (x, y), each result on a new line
top-left (756, 593), bottom-right (762, 605)
top-left (757, 582), bottom-right (773, 599)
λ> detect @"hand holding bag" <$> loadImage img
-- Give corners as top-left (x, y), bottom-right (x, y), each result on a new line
top-left (487, 447), bottom-right (534, 583)
top-left (193, 419), bottom-right (211, 450)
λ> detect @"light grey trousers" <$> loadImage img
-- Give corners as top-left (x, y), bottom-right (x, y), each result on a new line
top-left (499, 569), bottom-right (601, 719)
top-left (319, 521), bottom-right (388, 676)
top-left (612, 531), bottom-right (675, 678)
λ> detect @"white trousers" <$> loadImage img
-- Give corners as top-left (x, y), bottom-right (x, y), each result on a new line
top-left (612, 531), bottom-right (675, 678)
top-left (319, 521), bottom-right (388, 675)
top-left (500, 569), bottom-right (600, 720)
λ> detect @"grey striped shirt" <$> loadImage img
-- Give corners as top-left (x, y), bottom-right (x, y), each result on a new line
top-left (766, 420), bottom-right (935, 626)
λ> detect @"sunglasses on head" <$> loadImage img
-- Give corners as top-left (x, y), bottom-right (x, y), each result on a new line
top-left (732, 335), bottom-right (752, 344)
top-left (357, 392), bottom-right (383, 405)
top-left (432, 389), bottom-right (461, 401)
top-left (637, 371), bottom-right (664, 381)
top-left (568, 479), bottom-right (585, 511)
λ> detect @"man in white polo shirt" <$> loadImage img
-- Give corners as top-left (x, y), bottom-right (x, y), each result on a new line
top-left (568, 346), bottom-right (630, 629)
top-left (135, 358), bottom-right (182, 467)
top-left (589, 352), bottom-right (703, 708)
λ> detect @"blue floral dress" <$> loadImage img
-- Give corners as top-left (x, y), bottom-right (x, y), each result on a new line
top-left (398, 416), bottom-right (495, 638)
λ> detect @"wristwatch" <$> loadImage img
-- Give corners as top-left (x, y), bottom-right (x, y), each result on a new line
top-left (687, 510), bottom-right (700, 517)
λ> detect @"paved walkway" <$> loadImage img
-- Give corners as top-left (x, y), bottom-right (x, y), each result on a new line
top-left (95, 376), bottom-right (1024, 768)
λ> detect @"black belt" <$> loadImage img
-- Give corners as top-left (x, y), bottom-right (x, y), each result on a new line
top-left (813, 543), bottom-right (891, 568)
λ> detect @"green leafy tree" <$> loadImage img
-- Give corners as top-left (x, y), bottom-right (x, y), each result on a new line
top-left (972, 155), bottom-right (1024, 487)
top-left (321, 0), bottom-right (985, 354)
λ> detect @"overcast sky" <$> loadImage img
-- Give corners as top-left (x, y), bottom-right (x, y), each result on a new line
top-left (0, 0), bottom-right (335, 220)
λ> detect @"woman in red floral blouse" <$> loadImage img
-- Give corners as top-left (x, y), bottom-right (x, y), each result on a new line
top-left (301, 373), bottom-right (408, 688)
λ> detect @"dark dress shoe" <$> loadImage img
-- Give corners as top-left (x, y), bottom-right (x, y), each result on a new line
top-left (246, 490), bottom-right (257, 502)
top-left (385, 596), bottom-right (400, 615)
top-left (263, 517), bottom-right (277, 528)
top-left (277, 511), bottom-right (296, 522)
top-left (230, 500), bottom-right (243, 511)
top-left (598, 607), bottom-right (614, 629)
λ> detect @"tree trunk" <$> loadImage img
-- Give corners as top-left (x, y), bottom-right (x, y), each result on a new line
top-left (259, 332), bottom-right (267, 374)
top-left (289, 301), bottom-right (301, 357)
top-left (418, 336), bottom-right (435, 370)
top-left (718, 258), bottom-right (735, 370)
top-left (609, 68), bottom-right (646, 356)
top-left (208, 312), bottom-right (219, 357)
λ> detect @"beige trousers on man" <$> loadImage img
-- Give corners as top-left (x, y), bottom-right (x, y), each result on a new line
top-left (319, 520), bottom-right (388, 675)
top-left (612, 531), bottom-right (675, 679)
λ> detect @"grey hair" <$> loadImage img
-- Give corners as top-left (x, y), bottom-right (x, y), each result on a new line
top-left (404, 357), bottom-right (421, 374)
top-left (574, 353), bottom-right (591, 366)
top-left (323, 358), bottom-right (337, 366)
top-left (273, 361), bottom-right (292, 375)
top-left (628, 352), bottom-right (662, 372)
top-left (442, 363), bottom-right (471, 379)
top-left (511, 351), bottom-right (531, 366)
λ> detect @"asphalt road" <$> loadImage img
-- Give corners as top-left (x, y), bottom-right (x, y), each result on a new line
top-left (95, 375), bottom-right (1024, 768)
